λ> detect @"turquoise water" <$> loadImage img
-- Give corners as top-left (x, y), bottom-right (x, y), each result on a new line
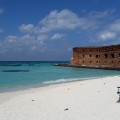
top-left (0, 61), bottom-right (120, 92)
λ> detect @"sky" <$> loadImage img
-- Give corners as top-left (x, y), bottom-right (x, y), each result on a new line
top-left (0, 0), bottom-right (120, 61)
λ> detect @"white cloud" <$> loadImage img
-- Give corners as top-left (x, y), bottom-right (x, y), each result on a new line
top-left (20, 34), bottom-right (35, 41)
top-left (19, 9), bottom-right (110, 44)
top-left (0, 34), bottom-right (47, 53)
top-left (19, 24), bottom-right (35, 33)
top-left (90, 30), bottom-right (117, 42)
top-left (37, 34), bottom-right (48, 45)
top-left (1, 9), bottom-right (119, 56)
top-left (89, 10), bottom-right (120, 43)
top-left (39, 26), bottom-right (50, 33)
top-left (51, 33), bottom-right (65, 40)
top-left (19, 9), bottom-right (97, 35)
top-left (98, 31), bottom-right (116, 41)
top-left (18, 9), bottom-right (98, 45)
top-left (39, 9), bottom-right (96, 32)
top-left (6, 36), bottom-right (18, 42)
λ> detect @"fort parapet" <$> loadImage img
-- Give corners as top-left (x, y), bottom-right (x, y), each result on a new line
top-left (70, 44), bottom-right (120, 69)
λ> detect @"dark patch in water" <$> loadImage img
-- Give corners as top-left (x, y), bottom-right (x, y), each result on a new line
top-left (2, 70), bottom-right (30, 72)
top-left (0, 64), bottom-right (22, 66)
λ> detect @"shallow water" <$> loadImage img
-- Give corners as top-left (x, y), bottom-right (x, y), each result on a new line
top-left (0, 61), bottom-right (120, 92)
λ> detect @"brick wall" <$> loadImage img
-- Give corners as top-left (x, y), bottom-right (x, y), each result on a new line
top-left (70, 45), bottom-right (120, 68)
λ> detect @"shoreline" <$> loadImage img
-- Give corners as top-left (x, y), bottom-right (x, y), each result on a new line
top-left (0, 75), bottom-right (119, 101)
top-left (0, 75), bottom-right (120, 120)
top-left (55, 63), bottom-right (120, 71)
top-left (0, 74), bottom-right (118, 94)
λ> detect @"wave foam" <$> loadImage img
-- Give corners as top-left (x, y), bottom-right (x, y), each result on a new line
top-left (43, 77), bottom-right (98, 84)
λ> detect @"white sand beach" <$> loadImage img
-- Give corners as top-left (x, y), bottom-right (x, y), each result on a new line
top-left (0, 76), bottom-right (120, 120)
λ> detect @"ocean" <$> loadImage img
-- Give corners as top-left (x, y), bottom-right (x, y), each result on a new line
top-left (0, 61), bottom-right (120, 92)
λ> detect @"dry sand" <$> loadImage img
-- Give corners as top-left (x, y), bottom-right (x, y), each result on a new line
top-left (0, 76), bottom-right (120, 120)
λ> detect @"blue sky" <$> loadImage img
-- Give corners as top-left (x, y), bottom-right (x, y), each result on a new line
top-left (0, 0), bottom-right (120, 61)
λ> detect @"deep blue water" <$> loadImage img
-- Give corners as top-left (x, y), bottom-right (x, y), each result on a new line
top-left (0, 61), bottom-right (120, 92)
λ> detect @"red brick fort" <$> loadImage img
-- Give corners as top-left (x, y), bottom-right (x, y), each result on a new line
top-left (70, 44), bottom-right (120, 68)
